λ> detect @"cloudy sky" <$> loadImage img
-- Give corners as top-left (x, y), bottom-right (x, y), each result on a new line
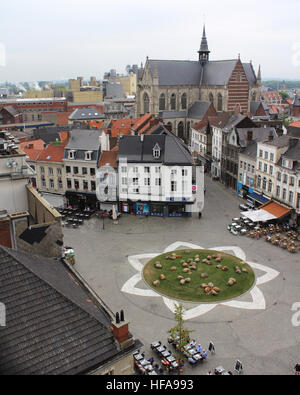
top-left (0, 0), bottom-right (299, 82)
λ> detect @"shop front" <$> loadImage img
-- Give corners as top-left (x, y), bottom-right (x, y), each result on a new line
top-left (65, 191), bottom-right (98, 210)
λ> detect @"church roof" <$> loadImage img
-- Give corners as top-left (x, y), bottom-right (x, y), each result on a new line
top-left (148, 59), bottom-right (257, 87)
top-left (187, 101), bottom-right (211, 119)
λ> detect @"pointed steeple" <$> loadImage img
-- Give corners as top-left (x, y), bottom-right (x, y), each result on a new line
top-left (198, 25), bottom-right (210, 64)
top-left (257, 64), bottom-right (262, 85)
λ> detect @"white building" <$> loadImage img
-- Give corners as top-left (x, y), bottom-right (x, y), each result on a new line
top-left (117, 134), bottom-right (195, 217)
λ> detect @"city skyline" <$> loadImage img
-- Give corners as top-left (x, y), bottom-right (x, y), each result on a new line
top-left (0, 0), bottom-right (299, 82)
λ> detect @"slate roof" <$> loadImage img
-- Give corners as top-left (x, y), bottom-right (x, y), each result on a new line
top-left (240, 141), bottom-right (258, 160)
top-left (118, 134), bottom-right (193, 166)
top-left (187, 101), bottom-right (211, 119)
top-left (287, 126), bottom-right (300, 138)
top-left (3, 106), bottom-right (20, 117)
top-left (235, 127), bottom-right (277, 148)
top-left (250, 102), bottom-right (262, 116)
top-left (159, 110), bottom-right (187, 119)
top-left (0, 246), bottom-right (123, 375)
top-left (64, 129), bottom-right (102, 161)
top-left (148, 59), bottom-right (257, 87)
top-left (69, 108), bottom-right (105, 121)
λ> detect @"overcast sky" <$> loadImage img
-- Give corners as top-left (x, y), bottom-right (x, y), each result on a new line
top-left (0, 0), bottom-right (299, 82)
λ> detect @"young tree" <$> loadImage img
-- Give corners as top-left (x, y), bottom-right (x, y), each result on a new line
top-left (167, 303), bottom-right (194, 357)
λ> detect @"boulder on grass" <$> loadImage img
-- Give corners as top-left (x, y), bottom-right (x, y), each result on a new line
top-left (195, 258), bottom-right (200, 263)
top-left (178, 276), bottom-right (184, 281)
top-left (216, 264), bottom-right (222, 269)
top-left (208, 282), bottom-right (214, 288)
top-left (183, 268), bottom-right (189, 273)
top-left (185, 278), bottom-right (191, 283)
top-left (201, 273), bottom-right (208, 279)
top-left (205, 287), bottom-right (211, 294)
top-left (213, 287), bottom-right (220, 293)
top-left (160, 274), bottom-right (166, 280)
top-left (170, 266), bottom-right (177, 271)
top-left (222, 266), bottom-right (229, 271)
top-left (182, 262), bottom-right (189, 268)
top-left (155, 263), bottom-right (162, 269)
top-left (211, 290), bottom-right (218, 296)
top-left (153, 280), bottom-right (160, 287)
top-left (180, 279), bottom-right (186, 285)
top-left (242, 268), bottom-right (248, 273)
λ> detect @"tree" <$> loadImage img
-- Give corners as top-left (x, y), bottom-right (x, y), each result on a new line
top-left (279, 91), bottom-right (289, 101)
top-left (167, 303), bottom-right (194, 357)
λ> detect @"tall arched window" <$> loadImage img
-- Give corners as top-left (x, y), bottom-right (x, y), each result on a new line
top-left (178, 122), bottom-right (184, 139)
top-left (209, 93), bottom-right (214, 104)
top-left (181, 93), bottom-right (187, 110)
top-left (143, 93), bottom-right (150, 113)
top-left (217, 94), bottom-right (223, 111)
top-left (252, 92), bottom-right (256, 102)
top-left (159, 93), bottom-right (165, 111)
top-left (263, 177), bottom-right (267, 190)
top-left (170, 93), bottom-right (176, 110)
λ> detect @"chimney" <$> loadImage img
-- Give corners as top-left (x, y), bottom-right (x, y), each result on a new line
top-left (268, 132), bottom-right (273, 142)
top-left (111, 310), bottom-right (131, 349)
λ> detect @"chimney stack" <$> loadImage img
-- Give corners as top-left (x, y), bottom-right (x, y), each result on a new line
top-left (111, 310), bottom-right (131, 349)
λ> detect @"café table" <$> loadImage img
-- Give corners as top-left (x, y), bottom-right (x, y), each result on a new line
top-left (167, 356), bottom-right (176, 363)
top-left (215, 365), bottom-right (225, 375)
top-left (156, 346), bottom-right (166, 353)
top-left (193, 353), bottom-right (203, 361)
top-left (151, 341), bottom-right (161, 349)
top-left (161, 350), bottom-right (171, 358)
top-left (133, 353), bottom-right (144, 361)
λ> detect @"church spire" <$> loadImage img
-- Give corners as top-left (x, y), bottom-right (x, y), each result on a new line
top-left (257, 64), bottom-right (262, 85)
top-left (198, 25), bottom-right (210, 64)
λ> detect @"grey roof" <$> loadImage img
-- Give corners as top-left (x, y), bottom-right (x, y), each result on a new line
top-left (159, 110), bottom-right (187, 119)
top-left (65, 129), bottom-right (102, 151)
top-left (262, 134), bottom-right (291, 148)
top-left (287, 126), bottom-right (300, 138)
top-left (0, 246), bottom-right (121, 375)
top-left (187, 101), bottom-right (211, 119)
top-left (250, 102), bottom-right (263, 116)
top-left (118, 134), bottom-right (193, 165)
top-left (69, 108), bottom-right (105, 121)
top-left (293, 95), bottom-right (300, 107)
top-left (2, 106), bottom-right (20, 117)
top-left (224, 114), bottom-right (248, 130)
top-left (240, 141), bottom-right (258, 160)
top-left (148, 59), bottom-right (257, 87)
top-left (282, 138), bottom-right (300, 161)
top-left (235, 127), bottom-right (278, 148)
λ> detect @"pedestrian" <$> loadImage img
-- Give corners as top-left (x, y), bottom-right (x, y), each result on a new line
top-left (198, 212), bottom-right (202, 219)
top-left (207, 371), bottom-right (212, 375)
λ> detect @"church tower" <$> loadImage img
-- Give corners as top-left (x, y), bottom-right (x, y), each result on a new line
top-left (198, 25), bottom-right (210, 64)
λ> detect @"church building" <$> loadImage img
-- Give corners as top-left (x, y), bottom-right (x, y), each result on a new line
top-left (136, 26), bottom-right (262, 142)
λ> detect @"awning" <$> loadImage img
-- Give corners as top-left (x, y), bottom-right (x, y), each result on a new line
top-left (241, 210), bottom-right (276, 222)
top-left (259, 200), bottom-right (292, 219)
top-left (247, 192), bottom-right (269, 205)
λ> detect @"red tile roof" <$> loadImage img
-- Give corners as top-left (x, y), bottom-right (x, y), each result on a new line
top-left (289, 121), bottom-right (300, 128)
top-left (20, 139), bottom-right (45, 161)
top-left (98, 150), bottom-right (118, 168)
top-left (37, 141), bottom-right (68, 163)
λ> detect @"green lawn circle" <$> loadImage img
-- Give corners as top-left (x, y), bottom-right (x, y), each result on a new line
top-left (143, 249), bottom-right (255, 303)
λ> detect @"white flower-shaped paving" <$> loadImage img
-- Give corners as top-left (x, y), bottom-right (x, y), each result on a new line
top-left (121, 242), bottom-right (280, 320)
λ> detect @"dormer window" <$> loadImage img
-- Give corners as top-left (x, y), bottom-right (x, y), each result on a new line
top-left (282, 159), bottom-right (293, 169)
top-left (85, 151), bottom-right (93, 161)
top-left (69, 150), bottom-right (76, 160)
top-left (153, 143), bottom-right (161, 159)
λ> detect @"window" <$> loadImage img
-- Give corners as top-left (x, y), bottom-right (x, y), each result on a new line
top-left (121, 166), bottom-right (127, 173)
top-left (91, 181), bottom-right (96, 191)
top-left (85, 151), bottom-right (92, 161)
top-left (182, 169), bottom-right (188, 176)
top-left (171, 181), bottom-right (177, 192)
top-left (90, 168), bottom-right (95, 176)
top-left (121, 177), bottom-right (127, 185)
top-left (133, 167), bottom-right (138, 173)
top-left (144, 166), bottom-right (150, 173)
top-left (83, 181), bottom-right (88, 190)
top-left (40, 166), bottom-right (45, 174)
top-left (263, 177), bottom-right (267, 190)
top-left (283, 174), bottom-right (288, 184)
top-left (144, 178), bottom-right (150, 186)
top-left (155, 166), bottom-right (161, 173)
top-left (269, 165), bottom-right (273, 175)
top-left (268, 179), bottom-right (272, 193)
top-left (209, 93), bottom-right (214, 103)
top-left (66, 166), bottom-right (71, 173)
top-left (289, 191), bottom-right (294, 203)
top-left (58, 178), bottom-right (63, 189)
top-left (217, 94), bottom-right (223, 111)
top-left (264, 151), bottom-right (268, 160)
top-left (67, 179), bottom-right (72, 189)
top-left (181, 93), bottom-right (187, 110)
top-left (82, 167), bottom-right (87, 175)
top-left (277, 172), bottom-right (281, 181)
top-left (259, 150), bottom-right (263, 158)
top-left (133, 178), bottom-right (139, 186)
top-left (159, 94), bottom-right (165, 111)
top-left (57, 168), bottom-right (62, 176)
top-left (248, 164), bottom-right (251, 172)
top-left (155, 178), bottom-right (161, 186)
top-left (290, 177), bottom-right (295, 186)
top-left (270, 153), bottom-right (274, 162)
top-left (41, 176), bottom-right (46, 187)
top-left (276, 186), bottom-right (280, 197)
top-left (259, 161), bottom-right (262, 171)
top-left (153, 144), bottom-right (161, 159)
top-left (171, 169), bottom-right (177, 175)
top-left (283, 188), bottom-right (287, 200)
top-left (74, 180), bottom-right (79, 189)
top-left (264, 164), bottom-right (268, 173)
top-left (252, 165), bottom-right (255, 174)
top-left (73, 166), bottom-right (79, 174)
top-left (143, 93), bottom-right (149, 113)
top-left (48, 167), bottom-right (53, 175)
top-left (170, 93), bottom-right (176, 110)
top-left (240, 160), bottom-right (243, 169)
top-left (68, 150), bottom-right (75, 159)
